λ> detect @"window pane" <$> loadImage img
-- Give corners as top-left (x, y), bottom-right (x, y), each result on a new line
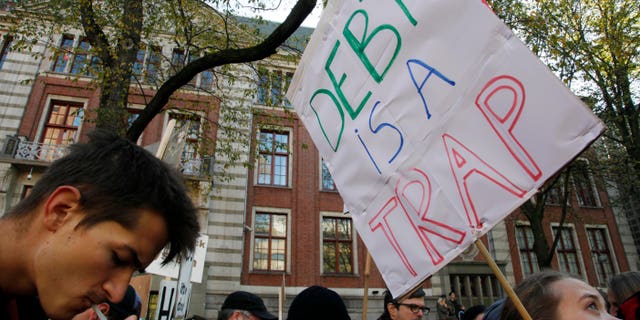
top-left (271, 72), bottom-right (282, 105)
top-left (53, 35), bottom-right (74, 73)
top-left (337, 219), bottom-right (351, 240)
top-left (271, 239), bottom-right (285, 271)
top-left (0, 35), bottom-right (12, 70)
top-left (321, 160), bottom-right (336, 191)
top-left (338, 242), bottom-right (352, 273)
top-left (275, 133), bottom-right (288, 152)
top-left (323, 243), bottom-right (335, 272)
top-left (254, 214), bottom-right (270, 235)
top-left (70, 39), bottom-right (90, 75)
top-left (258, 155), bottom-right (272, 184)
top-left (253, 238), bottom-right (268, 270)
top-left (200, 69), bottom-right (213, 89)
top-left (257, 68), bottom-right (268, 104)
top-left (146, 46), bottom-right (162, 83)
top-left (272, 214), bottom-right (287, 237)
top-left (323, 218), bottom-right (336, 239)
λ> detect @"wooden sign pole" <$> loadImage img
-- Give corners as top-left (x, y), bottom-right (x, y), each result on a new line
top-left (362, 251), bottom-right (372, 320)
top-left (475, 240), bottom-right (532, 320)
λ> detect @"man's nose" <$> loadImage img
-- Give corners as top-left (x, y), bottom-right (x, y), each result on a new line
top-left (103, 270), bottom-right (132, 303)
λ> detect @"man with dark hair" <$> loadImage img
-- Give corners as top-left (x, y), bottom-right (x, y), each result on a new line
top-left (0, 130), bottom-right (200, 320)
top-left (448, 291), bottom-right (465, 320)
top-left (217, 291), bottom-right (277, 320)
top-left (377, 287), bottom-right (430, 320)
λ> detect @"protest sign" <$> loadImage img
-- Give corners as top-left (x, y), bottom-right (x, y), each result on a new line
top-left (146, 234), bottom-right (209, 283)
top-left (287, 0), bottom-right (604, 297)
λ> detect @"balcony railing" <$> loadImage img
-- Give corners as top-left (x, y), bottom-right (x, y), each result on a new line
top-left (1, 135), bottom-right (213, 177)
top-left (15, 140), bottom-right (68, 162)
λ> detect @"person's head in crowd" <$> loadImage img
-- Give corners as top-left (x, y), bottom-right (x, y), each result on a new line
top-left (500, 270), bottom-right (615, 320)
top-left (607, 271), bottom-right (640, 320)
top-left (217, 291), bottom-right (277, 320)
top-left (286, 285), bottom-right (350, 320)
top-left (107, 285), bottom-right (142, 320)
top-left (449, 291), bottom-right (457, 301)
top-left (437, 294), bottom-right (448, 306)
top-left (71, 285), bottom-right (141, 320)
top-left (462, 305), bottom-right (485, 320)
top-left (0, 130), bottom-right (199, 319)
top-left (380, 287), bottom-right (429, 320)
top-left (482, 299), bottom-right (504, 320)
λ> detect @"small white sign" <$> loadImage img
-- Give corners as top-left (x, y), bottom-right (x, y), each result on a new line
top-left (146, 234), bottom-right (209, 283)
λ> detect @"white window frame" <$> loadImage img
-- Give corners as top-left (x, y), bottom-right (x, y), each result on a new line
top-left (319, 211), bottom-right (358, 275)
top-left (572, 158), bottom-right (601, 208)
top-left (254, 126), bottom-right (293, 188)
top-left (550, 223), bottom-right (586, 280)
top-left (254, 66), bottom-right (295, 109)
top-left (35, 95), bottom-right (88, 144)
top-left (585, 224), bottom-right (619, 287)
top-left (249, 206), bottom-right (292, 273)
top-left (514, 221), bottom-right (539, 277)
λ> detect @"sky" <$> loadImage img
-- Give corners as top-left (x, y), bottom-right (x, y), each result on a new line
top-left (231, 0), bottom-right (324, 27)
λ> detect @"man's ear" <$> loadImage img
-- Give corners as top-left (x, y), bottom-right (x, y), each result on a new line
top-left (42, 186), bottom-right (82, 231)
top-left (387, 302), bottom-right (398, 319)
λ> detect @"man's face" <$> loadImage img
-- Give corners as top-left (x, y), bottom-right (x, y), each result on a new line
top-left (449, 293), bottom-right (456, 301)
top-left (389, 297), bottom-right (426, 320)
top-left (34, 208), bottom-right (168, 320)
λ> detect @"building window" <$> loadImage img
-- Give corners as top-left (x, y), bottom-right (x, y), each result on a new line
top-left (0, 35), bottom-right (13, 70)
top-left (146, 46), bottom-right (162, 84)
top-left (257, 68), bottom-right (293, 107)
top-left (199, 68), bottom-right (214, 90)
top-left (168, 112), bottom-right (202, 174)
top-left (69, 38), bottom-right (90, 75)
top-left (257, 129), bottom-right (289, 186)
top-left (573, 160), bottom-right (599, 207)
top-left (253, 212), bottom-right (287, 271)
top-left (41, 100), bottom-right (84, 146)
top-left (52, 34), bottom-right (75, 73)
top-left (321, 159), bottom-right (336, 191)
top-left (515, 225), bottom-right (539, 276)
top-left (131, 46), bottom-right (146, 80)
top-left (131, 45), bottom-right (162, 84)
top-left (322, 216), bottom-right (353, 274)
top-left (553, 226), bottom-right (582, 275)
top-left (545, 176), bottom-right (565, 205)
top-left (587, 227), bottom-right (615, 287)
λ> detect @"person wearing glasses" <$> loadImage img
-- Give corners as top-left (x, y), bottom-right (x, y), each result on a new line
top-left (217, 291), bottom-right (278, 320)
top-left (377, 288), bottom-right (430, 320)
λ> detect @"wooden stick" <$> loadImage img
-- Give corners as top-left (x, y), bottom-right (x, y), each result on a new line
top-left (475, 240), bottom-right (531, 320)
top-left (279, 273), bottom-right (285, 320)
top-left (362, 251), bottom-right (372, 320)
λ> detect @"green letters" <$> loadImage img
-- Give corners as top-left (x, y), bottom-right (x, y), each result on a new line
top-left (343, 10), bottom-right (402, 84)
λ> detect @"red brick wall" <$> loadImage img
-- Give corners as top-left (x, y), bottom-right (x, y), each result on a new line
top-left (21, 74), bottom-right (219, 148)
top-left (244, 110), bottom-right (386, 289)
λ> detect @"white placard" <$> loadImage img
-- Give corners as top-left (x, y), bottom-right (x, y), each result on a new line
top-left (287, 0), bottom-right (603, 297)
top-left (146, 234), bottom-right (209, 283)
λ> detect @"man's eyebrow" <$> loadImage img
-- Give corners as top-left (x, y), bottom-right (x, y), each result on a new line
top-left (580, 293), bottom-right (603, 304)
top-left (123, 245), bottom-right (145, 273)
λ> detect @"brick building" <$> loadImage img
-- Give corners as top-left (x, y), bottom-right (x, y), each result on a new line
top-left (0, 3), bottom-right (637, 320)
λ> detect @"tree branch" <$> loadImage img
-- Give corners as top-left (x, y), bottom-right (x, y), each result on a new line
top-left (127, 0), bottom-right (317, 141)
top-left (78, 0), bottom-right (114, 66)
